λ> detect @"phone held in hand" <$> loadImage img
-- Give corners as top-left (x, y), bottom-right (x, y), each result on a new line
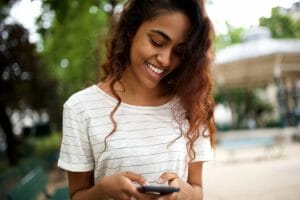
top-left (137, 185), bottom-right (180, 195)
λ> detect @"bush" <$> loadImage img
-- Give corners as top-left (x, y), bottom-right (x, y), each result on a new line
top-left (26, 132), bottom-right (61, 157)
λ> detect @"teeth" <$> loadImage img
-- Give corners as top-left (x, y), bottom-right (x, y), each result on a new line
top-left (147, 63), bottom-right (164, 74)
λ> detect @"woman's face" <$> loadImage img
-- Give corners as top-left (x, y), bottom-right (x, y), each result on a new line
top-left (125, 11), bottom-right (191, 91)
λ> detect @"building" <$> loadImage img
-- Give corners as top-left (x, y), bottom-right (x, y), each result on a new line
top-left (289, 1), bottom-right (300, 20)
top-left (277, 1), bottom-right (300, 20)
top-left (214, 27), bottom-right (300, 127)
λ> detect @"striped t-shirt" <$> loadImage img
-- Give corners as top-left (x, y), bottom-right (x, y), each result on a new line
top-left (57, 85), bottom-right (213, 183)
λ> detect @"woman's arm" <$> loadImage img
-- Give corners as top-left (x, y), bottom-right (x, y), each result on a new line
top-left (187, 161), bottom-right (203, 200)
top-left (67, 171), bottom-right (98, 199)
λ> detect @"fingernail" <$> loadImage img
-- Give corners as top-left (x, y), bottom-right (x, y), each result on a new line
top-left (157, 178), bottom-right (164, 184)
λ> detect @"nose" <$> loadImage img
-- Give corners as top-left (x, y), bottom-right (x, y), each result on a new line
top-left (156, 49), bottom-right (171, 67)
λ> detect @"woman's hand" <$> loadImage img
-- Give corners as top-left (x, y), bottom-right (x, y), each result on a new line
top-left (155, 172), bottom-right (199, 200)
top-left (95, 171), bottom-right (156, 200)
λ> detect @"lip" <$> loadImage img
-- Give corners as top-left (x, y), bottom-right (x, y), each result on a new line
top-left (144, 62), bottom-right (165, 81)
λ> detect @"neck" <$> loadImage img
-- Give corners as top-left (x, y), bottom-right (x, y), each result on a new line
top-left (100, 73), bottom-right (171, 106)
top-left (119, 74), bottom-right (165, 106)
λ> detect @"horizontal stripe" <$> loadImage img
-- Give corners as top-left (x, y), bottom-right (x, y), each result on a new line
top-left (58, 85), bottom-right (213, 182)
top-left (96, 150), bottom-right (186, 163)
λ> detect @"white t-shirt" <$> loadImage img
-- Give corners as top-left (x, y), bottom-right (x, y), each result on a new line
top-left (58, 85), bottom-right (213, 183)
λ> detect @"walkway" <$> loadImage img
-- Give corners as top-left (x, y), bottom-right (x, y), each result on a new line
top-left (203, 142), bottom-right (300, 200)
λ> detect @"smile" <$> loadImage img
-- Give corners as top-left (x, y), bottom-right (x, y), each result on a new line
top-left (146, 63), bottom-right (164, 74)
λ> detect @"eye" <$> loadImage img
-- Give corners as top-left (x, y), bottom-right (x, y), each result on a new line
top-left (150, 38), bottom-right (163, 47)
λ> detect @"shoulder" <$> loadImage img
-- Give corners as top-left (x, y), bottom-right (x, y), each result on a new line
top-left (63, 85), bottom-right (100, 111)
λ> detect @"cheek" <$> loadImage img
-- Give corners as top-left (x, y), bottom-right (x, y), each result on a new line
top-left (130, 46), bottom-right (142, 65)
top-left (132, 45), bottom-right (154, 63)
top-left (131, 50), bottom-right (144, 68)
top-left (131, 38), bottom-right (149, 56)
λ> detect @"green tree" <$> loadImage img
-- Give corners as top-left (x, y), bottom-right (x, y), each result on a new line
top-left (39, 0), bottom-right (124, 105)
top-left (215, 88), bottom-right (273, 129)
top-left (259, 7), bottom-right (300, 38)
top-left (0, 21), bottom-right (59, 165)
top-left (214, 22), bottom-right (245, 51)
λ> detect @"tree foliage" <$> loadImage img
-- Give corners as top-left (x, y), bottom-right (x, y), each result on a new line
top-left (215, 88), bottom-right (273, 129)
top-left (214, 22), bottom-right (245, 51)
top-left (259, 7), bottom-right (300, 38)
top-left (38, 0), bottom-right (124, 104)
top-left (0, 18), bottom-right (59, 165)
top-left (0, 0), bottom-right (122, 166)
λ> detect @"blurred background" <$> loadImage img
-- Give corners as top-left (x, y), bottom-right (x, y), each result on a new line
top-left (0, 0), bottom-right (299, 199)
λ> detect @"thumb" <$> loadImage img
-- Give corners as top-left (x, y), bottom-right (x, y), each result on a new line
top-left (158, 172), bottom-right (179, 185)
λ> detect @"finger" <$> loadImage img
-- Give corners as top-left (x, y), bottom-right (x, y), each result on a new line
top-left (169, 178), bottom-right (180, 187)
top-left (133, 191), bottom-right (158, 200)
top-left (157, 192), bottom-right (178, 200)
top-left (122, 171), bottom-right (148, 185)
top-left (118, 192), bottom-right (132, 200)
top-left (158, 172), bottom-right (179, 184)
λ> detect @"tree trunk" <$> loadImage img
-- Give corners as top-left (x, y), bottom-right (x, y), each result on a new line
top-left (0, 105), bottom-right (19, 165)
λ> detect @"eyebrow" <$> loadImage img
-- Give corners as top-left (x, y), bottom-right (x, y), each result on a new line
top-left (150, 29), bottom-right (171, 41)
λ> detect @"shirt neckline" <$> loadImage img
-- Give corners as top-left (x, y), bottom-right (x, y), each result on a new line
top-left (92, 84), bottom-right (176, 110)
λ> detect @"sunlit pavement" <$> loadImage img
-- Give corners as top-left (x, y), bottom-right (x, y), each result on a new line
top-left (203, 142), bottom-right (300, 200)
top-left (46, 133), bottom-right (300, 200)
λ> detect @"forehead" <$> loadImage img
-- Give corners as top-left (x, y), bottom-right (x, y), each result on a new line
top-left (139, 11), bottom-right (191, 43)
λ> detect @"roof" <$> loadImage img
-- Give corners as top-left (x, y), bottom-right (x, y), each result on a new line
top-left (216, 38), bottom-right (300, 64)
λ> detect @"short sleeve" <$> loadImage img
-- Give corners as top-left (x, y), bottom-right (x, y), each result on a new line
top-left (192, 129), bottom-right (214, 162)
top-left (57, 101), bottom-right (94, 172)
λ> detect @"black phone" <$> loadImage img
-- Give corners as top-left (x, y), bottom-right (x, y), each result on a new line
top-left (137, 185), bottom-right (179, 195)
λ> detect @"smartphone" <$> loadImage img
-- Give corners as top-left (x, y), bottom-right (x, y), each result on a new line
top-left (137, 185), bottom-right (179, 195)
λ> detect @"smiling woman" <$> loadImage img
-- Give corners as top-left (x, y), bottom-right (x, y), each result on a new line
top-left (57, 0), bottom-right (216, 200)
top-left (127, 12), bottom-right (191, 91)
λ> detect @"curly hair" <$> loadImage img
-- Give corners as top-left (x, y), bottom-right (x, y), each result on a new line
top-left (100, 0), bottom-right (216, 160)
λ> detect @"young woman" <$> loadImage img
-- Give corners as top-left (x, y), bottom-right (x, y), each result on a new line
top-left (58, 0), bottom-right (216, 199)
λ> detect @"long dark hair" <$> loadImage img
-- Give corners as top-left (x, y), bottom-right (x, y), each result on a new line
top-left (100, 0), bottom-right (216, 160)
